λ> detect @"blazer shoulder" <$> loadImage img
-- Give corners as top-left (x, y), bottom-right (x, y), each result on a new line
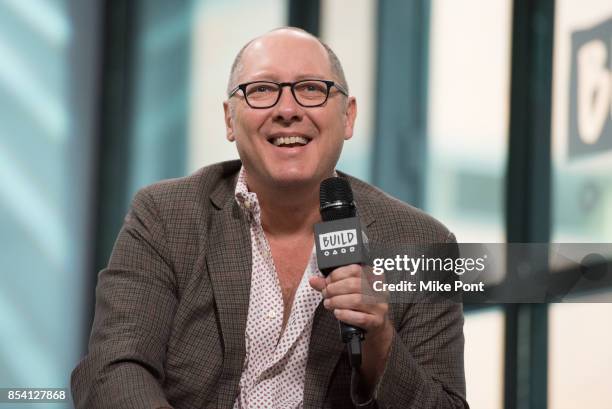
top-left (124, 160), bottom-right (241, 245)
top-left (345, 175), bottom-right (453, 244)
top-left (135, 160), bottom-right (241, 209)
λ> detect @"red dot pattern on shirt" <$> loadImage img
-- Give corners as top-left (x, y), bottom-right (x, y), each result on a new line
top-left (233, 168), bottom-right (323, 409)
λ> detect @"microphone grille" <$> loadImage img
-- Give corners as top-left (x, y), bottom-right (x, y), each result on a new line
top-left (319, 177), bottom-right (354, 207)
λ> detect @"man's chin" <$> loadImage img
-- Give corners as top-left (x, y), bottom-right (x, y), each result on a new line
top-left (267, 170), bottom-right (322, 189)
top-left (271, 175), bottom-right (315, 188)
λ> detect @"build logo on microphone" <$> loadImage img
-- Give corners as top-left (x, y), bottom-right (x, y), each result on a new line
top-left (319, 229), bottom-right (358, 256)
top-left (569, 16), bottom-right (612, 159)
top-left (314, 217), bottom-right (366, 271)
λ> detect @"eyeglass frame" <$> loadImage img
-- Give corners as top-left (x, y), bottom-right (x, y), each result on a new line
top-left (228, 79), bottom-right (349, 109)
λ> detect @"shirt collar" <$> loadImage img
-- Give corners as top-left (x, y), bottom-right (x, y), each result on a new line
top-left (234, 166), bottom-right (260, 216)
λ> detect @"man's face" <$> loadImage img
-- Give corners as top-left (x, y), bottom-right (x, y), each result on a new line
top-left (223, 30), bottom-right (357, 190)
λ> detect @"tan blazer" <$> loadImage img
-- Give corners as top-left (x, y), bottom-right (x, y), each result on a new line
top-left (71, 160), bottom-right (468, 409)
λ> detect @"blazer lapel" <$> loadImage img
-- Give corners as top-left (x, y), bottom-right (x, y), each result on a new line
top-left (304, 304), bottom-right (345, 408)
top-left (206, 181), bottom-right (252, 408)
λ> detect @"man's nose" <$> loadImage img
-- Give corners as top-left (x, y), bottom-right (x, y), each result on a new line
top-left (273, 87), bottom-right (302, 123)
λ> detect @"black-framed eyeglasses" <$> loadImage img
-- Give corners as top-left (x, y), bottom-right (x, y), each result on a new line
top-left (228, 79), bottom-right (349, 109)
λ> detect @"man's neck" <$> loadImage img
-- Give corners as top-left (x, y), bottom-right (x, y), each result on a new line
top-left (246, 177), bottom-right (323, 237)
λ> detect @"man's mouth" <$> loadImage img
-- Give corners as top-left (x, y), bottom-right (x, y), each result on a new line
top-left (268, 135), bottom-right (311, 148)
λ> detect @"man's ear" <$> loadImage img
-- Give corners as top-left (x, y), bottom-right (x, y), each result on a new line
top-left (223, 100), bottom-right (235, 142)
top-left (343, 96), bottom-right (357, 140)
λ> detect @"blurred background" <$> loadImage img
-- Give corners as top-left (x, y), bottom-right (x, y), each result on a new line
top-left (1, 0), bottom-right (611, 408)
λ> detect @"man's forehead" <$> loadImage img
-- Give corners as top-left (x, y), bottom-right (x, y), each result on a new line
top-left (238, 30), bottom-right (332, 77)
top-left (248, 29), bottom-right (324, 52)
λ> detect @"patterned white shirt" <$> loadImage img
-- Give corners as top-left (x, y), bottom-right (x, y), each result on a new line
top-left (232, 168), bottom-right (323, 409)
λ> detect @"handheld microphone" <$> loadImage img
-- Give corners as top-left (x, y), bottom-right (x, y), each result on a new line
top-left (314, 177), bottom-right (366, 368)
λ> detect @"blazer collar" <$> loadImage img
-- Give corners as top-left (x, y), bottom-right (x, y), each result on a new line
top-left (205, 195), bottom-right (251, 408)
top-left (209, 161), bottom-right (241, 210)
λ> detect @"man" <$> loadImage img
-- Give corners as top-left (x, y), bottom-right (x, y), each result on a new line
top-left (72, 27), bottom-right (468, 409)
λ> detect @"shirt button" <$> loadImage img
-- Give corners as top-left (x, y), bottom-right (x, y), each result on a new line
top-left (244, 201), bottom-right (252, 209)
top-left (267, 310), bottom-right (276, 319)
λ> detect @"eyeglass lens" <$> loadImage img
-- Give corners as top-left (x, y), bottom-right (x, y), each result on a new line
top-left (244, 80), bottom-right (328, 107)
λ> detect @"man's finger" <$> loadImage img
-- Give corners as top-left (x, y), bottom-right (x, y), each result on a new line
top-left (309, 275), bottom-right (327, 292)
top-left (332, 308), bottom-right (377, 330)
top-left (326, 264), bottom-right (362, 284)
top-left (323, 293), bottom-right (363, 310)
top-left (324, 277), bottom-right (362, 297)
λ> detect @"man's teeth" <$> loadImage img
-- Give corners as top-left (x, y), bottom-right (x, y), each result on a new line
top-left (272, 136), bottom-right (309, 146)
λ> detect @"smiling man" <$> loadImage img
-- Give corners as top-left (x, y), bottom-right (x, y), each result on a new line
top-left (71, 28), bottom-right (469, 409)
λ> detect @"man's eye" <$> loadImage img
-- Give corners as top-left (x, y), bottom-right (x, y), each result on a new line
top-left (297, 82), bottom-right (325, 93)
top-left (248, 85), bottom-right (275, 95)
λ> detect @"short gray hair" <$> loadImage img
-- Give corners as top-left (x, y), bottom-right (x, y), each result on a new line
top-left (226, 27), bottom-right (349, 95)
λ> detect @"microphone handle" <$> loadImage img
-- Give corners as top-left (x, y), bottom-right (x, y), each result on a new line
top-left (339, 322), bottom-right (364, 342)
top-left (340, 323), bottom-right (364, 368)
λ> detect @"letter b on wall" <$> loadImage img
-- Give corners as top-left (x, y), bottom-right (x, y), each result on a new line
top-left (569, 16), bottom-right (612, 159)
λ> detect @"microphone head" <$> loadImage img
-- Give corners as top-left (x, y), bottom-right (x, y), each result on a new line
top-left (319, 177), bottom-right (356, 221)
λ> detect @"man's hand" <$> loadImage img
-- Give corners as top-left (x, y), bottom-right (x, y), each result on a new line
top-left (309, 264), bottom-right (394, 390)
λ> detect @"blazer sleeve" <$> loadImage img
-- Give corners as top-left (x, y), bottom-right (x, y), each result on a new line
top-left (71, 189), bottom-right (177, 409)
top-left (373, 233), bottom-right (469, 409)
